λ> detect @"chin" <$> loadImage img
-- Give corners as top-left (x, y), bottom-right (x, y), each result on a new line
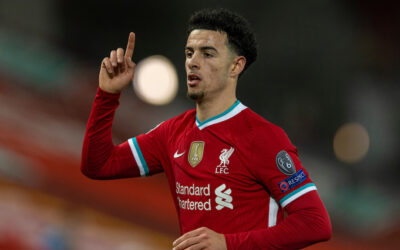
top-left (187, 90), bottom-right (204, 100)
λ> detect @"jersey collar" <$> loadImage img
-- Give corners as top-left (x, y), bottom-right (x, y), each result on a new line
top-left (195, 100), bottom-right (247, 130)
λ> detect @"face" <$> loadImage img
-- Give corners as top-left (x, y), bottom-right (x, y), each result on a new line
top-left (185, 29), bottom-right (236, 101)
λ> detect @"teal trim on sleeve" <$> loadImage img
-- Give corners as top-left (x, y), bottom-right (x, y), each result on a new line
top-left (133, 137), bottom-right (149, 176)
top-left (279, 183), bottom-right (316, 205)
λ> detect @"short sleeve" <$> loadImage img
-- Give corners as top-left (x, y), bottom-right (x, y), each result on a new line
top-left (127, 122), bottom-right (168, 177)
top-left (251, 125), bottom-right (317, 208)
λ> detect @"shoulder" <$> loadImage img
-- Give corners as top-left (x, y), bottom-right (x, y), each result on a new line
top-left (242, 108), bottom-right (287, 139)
top-left (149, 109), bottom-right (196, 134)
top-left (241, 107), bottom-right (292, 151)
top-left (166, 108), bottom-right (196, 129)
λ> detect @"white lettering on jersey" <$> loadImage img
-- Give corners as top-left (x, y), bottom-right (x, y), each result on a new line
top-left (177, 197), bottom-right (211, 211)
top-left (215, 184), bottom-right (233, 210)
top-left (176, 182), bottom-right (210, 196)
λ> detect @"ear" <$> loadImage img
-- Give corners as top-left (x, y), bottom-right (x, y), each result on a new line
top-left (230, 56), bottom-right (246, 77)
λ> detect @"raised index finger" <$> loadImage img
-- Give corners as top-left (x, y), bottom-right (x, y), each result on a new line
top-left (125, 32), bottom-right (135, 59)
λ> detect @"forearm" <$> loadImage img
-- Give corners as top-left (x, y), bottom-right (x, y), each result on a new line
top-left (224, 192), bottom-right (332, 250)
top-left (81, 87), bottom-right (136, 179)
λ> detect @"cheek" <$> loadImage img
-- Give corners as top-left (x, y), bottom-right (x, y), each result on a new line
top-left (203, 60), bottom-right (227, 82)
top-left (213, 64), bottom-right (229, 79)
top-left (185, 60), bottom-right (190, 70)
top-left (204, 67), bottom-right (221, 84)
top-left (208, 62), bottom-right (223, 76)
top-left (211, 65), bottom-right (220, 73)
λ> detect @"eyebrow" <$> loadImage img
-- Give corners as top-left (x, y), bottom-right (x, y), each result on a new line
top-left (185, 46), bottom-right (218, 53)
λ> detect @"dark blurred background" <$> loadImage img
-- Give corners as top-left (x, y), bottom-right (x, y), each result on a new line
top-left (0, 0), bottom-right (399, 249)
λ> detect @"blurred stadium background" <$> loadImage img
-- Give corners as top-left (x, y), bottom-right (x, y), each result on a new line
top-left (0, 0), bottom-right (399, 249)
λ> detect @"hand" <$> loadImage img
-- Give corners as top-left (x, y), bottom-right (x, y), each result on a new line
top-left (172, 227), bottom-right (227, 250)
top-left (99, 32), bottom-right (136, 94)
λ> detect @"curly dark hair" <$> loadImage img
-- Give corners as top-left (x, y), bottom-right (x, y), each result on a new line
top-left (187, 8), bottom-right (258, 75)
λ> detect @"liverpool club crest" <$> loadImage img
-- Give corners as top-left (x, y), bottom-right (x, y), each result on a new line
top-left (215, 147), bottom-right (234, 174)
top-left (188, 141), bottom-right (205, 167)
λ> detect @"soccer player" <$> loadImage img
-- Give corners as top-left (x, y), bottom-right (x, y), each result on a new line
top-left (82, 9), bottom-right (331, 250)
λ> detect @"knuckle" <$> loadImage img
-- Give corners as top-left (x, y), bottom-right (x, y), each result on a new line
top-left (202, 233), bottom-right (210, 239)
top-left (176, 242), bottom-right (185, 249)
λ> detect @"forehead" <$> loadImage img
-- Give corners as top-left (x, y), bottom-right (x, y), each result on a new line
top-left (186, 29), bottom-right (228, 49)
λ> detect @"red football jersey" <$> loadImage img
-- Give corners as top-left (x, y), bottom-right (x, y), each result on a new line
top-left (125, 100), bottom-right (316, 234)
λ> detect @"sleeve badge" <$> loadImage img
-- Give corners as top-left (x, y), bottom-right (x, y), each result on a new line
top-left (276, 150), bottom-right (296, 175)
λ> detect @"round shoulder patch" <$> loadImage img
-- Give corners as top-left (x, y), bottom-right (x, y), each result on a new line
top-left (276, 150), bottom-right (296, 175)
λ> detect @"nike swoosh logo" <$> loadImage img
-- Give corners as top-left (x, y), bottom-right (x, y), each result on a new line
top-left (174, 150), bottom-right (185, 158)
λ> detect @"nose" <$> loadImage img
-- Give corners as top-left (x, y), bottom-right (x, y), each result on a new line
top-left (187, 53), bottom-right (200, 70)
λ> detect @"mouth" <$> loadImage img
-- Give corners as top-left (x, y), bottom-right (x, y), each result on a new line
top-left (187, 73), bottom-right (202, 87)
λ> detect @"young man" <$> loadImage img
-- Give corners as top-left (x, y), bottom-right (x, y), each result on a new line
top-left (82, 9), bottom-right (331, 250)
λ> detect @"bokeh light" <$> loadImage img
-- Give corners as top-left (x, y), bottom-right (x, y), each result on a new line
top-left (133, 55), bottom-right (178, 105)
top-left (333, 123), bottom-right (370, 163)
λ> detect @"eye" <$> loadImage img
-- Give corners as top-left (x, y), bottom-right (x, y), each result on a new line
top-left (204, 52), bottom-right (213, 58)
top-left (185, 51), bottom-right (193, 58)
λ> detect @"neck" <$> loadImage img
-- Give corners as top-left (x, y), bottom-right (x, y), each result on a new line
top-left (196, 92), bottom-right (237, 123)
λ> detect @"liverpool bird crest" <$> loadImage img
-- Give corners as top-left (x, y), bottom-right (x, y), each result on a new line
top-left (188, 141), bottom-right (205, 167)
top-left (218, 147), bottom-right (234, 167)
